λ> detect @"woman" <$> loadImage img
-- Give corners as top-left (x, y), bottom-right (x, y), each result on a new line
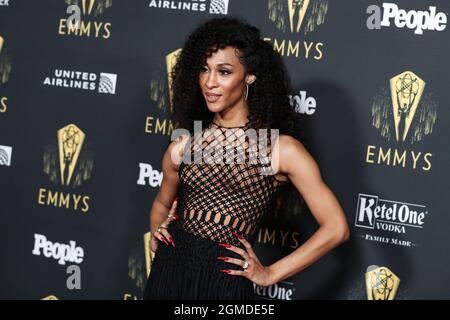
top-left (143, 17), bottom-right (349, 300)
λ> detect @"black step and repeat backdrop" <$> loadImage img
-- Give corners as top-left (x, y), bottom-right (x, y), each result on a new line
top-left (0, 0), bottom-right (449, 300)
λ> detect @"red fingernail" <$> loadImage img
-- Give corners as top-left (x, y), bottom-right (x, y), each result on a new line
top-left (231, 231), bottom-right (243, 240)
top-left (173, 213), bottom-right (180, 220)
top-left (161, 238), bottom-right (169, 246)
top-left (219, 243), bottom-right (231, 248)
top-left (217, 256), bottom-right (229, 261)
top-left (220, 269), bottom-right (231, 274)
top-left (170, 238), bottom-right (175, 247)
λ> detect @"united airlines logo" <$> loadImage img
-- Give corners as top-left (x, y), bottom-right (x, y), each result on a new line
top-left (43, 69), bottom-right (118, 94)
top-left (0, 145), bottom-right (12, 166)
top-left (148, 0), bottom-right (229, 15)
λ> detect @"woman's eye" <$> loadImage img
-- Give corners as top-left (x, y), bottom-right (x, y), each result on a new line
top-left (199, 67), bottom-right (230, 75)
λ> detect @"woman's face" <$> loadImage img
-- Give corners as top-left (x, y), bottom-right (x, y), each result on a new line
top-left (199, 46), bottom-right (253, 114)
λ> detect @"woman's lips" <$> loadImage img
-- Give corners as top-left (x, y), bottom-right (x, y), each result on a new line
top-left (205, 93), bottom-right (221, 103)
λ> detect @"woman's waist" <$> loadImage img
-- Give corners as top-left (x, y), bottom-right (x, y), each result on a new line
top-left (179, 208), bottom-right (259, 236)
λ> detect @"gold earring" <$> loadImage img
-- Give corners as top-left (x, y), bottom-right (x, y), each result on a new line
top-left (245, 84), bottom-right (249, 100)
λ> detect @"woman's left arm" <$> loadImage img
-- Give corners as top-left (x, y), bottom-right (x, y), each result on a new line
top-left (221, 134), bottom-right (350, 287)
top-left (265, 134), bottom-right (350, 285)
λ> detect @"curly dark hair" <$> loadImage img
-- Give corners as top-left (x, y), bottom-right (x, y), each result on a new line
top-left (170, 17), bottom-right (303, 141)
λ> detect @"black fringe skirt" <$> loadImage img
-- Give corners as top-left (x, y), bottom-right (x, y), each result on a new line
top-left (143, 220), bottom-right (256, 300)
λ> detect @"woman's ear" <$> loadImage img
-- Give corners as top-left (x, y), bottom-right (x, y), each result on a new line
top-left (246, 74), bottom-right (256, 85)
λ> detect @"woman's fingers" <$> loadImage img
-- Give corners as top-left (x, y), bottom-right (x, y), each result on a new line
top-left (219, 242), bottom-right (248, 260)
top-left (154, 230), bottom-right (170, 246)
top-left (168, 199), bottom-right (179, 222)
top-left (159, 227), bottom-right (175, 247)
top-left (217, 256), bottom-right (246, 268)
top-left (151, 197), bottom-right (178, 249)
top-left (232, 232), bottom-right (258, 260)
top-left (150, 237), bottom-right (159, 252)
top-left (169, 198), bottom-right (178, 216)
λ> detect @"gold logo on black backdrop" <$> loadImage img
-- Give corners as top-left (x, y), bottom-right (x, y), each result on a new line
top-left (0, 35), bottom-right (11, 113)
top-left (365, 266), bottom-right (400, 300)
top-left (166, 48), bottom-right (182, 111)
top-left (372, 70), bottom-right (436, 144)
top-left (287, 0), bottom-right (310, 33)
top-left (266, 0), bottom-right (327, 60)
top-left (59, 0), bottom-right (112, 39)
top-left (146, 49), bottom-right (178, 136)
top-left (366, 70), bottom-right (437, 171)
top-left (41, 295), bottom-right (59, 300)
top-left (390, 71), bottom-right (425, 142)
top-left (39, 124), bottom-right (93, 213)
top-left (58, 124), bottom-right (85, 186)
top-left (125, 232), bottom-right (155, 299)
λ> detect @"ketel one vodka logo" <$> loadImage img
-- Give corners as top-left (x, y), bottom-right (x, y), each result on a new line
top-left (59, 0), bottom-right (112, 39)
top-left (355, 194), bottom-right (428, 235)
top-left (365, 265), bottom-right (400, 300)
top-left (39, 124), bottom-right (93, 213)
top-left (0, 35), bottom-right (11, 114)
top-left (266, 0), bottom-right (327, 60)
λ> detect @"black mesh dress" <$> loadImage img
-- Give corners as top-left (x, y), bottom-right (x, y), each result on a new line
top-left (143, 121), bottom-right (289, 300)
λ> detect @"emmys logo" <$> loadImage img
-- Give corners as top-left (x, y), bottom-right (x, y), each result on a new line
top-left (366, 71), bottom-right (437, 171)
top-left (137, 163), bottom-right (163, 187)
top-left (0, 35), bottom-right (11, 113)
top-left (38, 124), bottom-right (93, 213)
top-left (59, 0), bottom-right (112, 39)
top-left (254, 281), bottom-right (295, 300)
top-left (0, 145), bottom-right (12, 166)
top-left (56, 125), bottom-right (85, 187)
top-left (287, 0), bottom-right (310, 33)
top-left (355, 193), bottom-right (428, 234)
top-left (366, 3), bottom-right (447, 35)
top-left (0, 0), bottom-right (10, 6)
top-left (266, 0), bottom-right (327, 60)
top-left (32, 233), bottom-right (84, 266)
top-left (148, 0), bottom-right (229, 15)
top-left (41, 295), bottom-right (59, 300)
top-left (390, 71), bottom-right (424, 143)
top-left (43, 69), bottom-right (118, 94)
top-left (126, 232), bottom-right (154, 300)
top-left (365, 265), bottom-right (400, 300)
top-left (146, 48), bottom-right (178, 136)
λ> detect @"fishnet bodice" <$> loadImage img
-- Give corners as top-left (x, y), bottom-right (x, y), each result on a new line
top-left (178, 121), bottom-right (288, 246)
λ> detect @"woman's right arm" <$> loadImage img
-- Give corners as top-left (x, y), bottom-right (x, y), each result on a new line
top-left (149, 134), bottom-right (189, 251)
